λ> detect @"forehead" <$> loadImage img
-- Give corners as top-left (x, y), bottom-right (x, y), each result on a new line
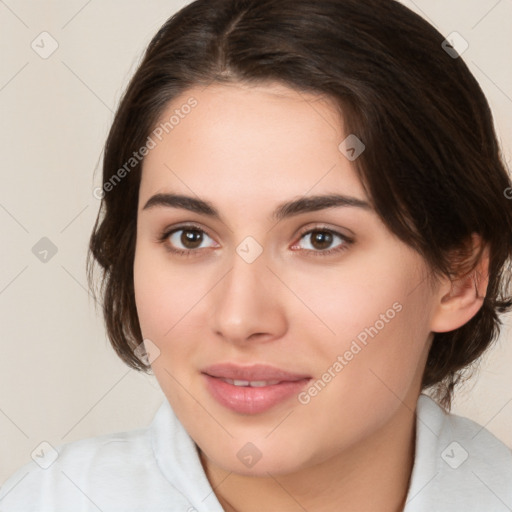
top-left (140, 82), bottom-right (367, 207)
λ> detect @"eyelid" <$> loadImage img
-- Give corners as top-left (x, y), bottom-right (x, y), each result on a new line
top-left (295, 222), bottom-right (353, 239)
top-left (159, 221), bottom-right (215, 241)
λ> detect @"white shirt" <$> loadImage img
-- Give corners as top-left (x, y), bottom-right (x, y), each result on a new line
top-left (1, 393), bottom-right (511, 511)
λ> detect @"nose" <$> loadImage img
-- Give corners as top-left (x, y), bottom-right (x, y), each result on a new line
top-left (209, 249), bottom-right (288, 346)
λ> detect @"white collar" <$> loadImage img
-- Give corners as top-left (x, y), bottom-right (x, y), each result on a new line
top-left (150, 399), bottom-right (225, 511)
top-left (404, 393), bottom-right (512, 511)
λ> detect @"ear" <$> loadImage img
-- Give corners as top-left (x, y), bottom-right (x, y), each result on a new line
top-left (430, 234), bottom-right (490, 333)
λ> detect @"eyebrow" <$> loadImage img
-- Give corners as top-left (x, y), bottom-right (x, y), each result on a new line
top-left (142, 193), bottom-right (372, 222)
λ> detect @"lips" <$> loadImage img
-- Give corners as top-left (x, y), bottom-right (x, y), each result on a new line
top-left (201, 363), bottom-right (311, 414)
top-left (202, 363), bottom-right (310, 382)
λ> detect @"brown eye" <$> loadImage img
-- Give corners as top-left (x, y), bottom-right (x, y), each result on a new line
top-left (180, 229), bottom-right (204, 249)
top-left (292, 227), bottom-right (352, 256)
top-left (309, 230), bottom-right (333, 250)
top-left (163, 226), bottom-right (217, 254)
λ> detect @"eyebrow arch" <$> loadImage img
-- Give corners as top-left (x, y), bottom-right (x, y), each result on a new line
top-left (142, 193), bottom-right (372, 221)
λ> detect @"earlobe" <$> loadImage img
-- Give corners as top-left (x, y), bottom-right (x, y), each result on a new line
top-left (430, 235), bottom-right (490, 333)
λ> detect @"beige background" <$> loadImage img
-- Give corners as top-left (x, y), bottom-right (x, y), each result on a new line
top-left (1, 0), bottom-right (511, 484)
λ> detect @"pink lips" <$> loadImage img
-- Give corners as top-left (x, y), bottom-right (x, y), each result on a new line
top-left (202, 363), bottom-right (311, 415)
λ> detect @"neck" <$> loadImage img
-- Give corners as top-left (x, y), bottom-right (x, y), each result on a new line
top-left (202, 398), bottom-right (417, 512)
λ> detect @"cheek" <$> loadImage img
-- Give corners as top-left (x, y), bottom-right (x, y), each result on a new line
top-left (290, 280), bottom-right (432, 465)
top-left (133, 243), bottom-right (201, 338)
top-left (287, 250), bottom-right (416, 352)
top-left (133, 242), bottom-right (217, 400)
top-left (366, 283), bottom-right (434, 395)
top-left (133, 246), bottom-right (200, 404)
top-left (291, 250), bottom-right (432, 401)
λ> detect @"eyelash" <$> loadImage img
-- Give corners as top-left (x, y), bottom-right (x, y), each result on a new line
top-left (157, 223), bottom-right (354, 258)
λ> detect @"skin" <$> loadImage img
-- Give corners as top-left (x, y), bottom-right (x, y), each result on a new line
top-left (133, 82), bottom-right (489, 512)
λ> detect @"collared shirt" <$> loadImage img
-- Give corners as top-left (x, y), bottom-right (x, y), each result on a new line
top-left (1, 393), bottom-right (511, 511)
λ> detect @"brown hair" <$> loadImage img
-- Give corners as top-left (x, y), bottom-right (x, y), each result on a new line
top-left (88, 0), bottom-right (512, 410)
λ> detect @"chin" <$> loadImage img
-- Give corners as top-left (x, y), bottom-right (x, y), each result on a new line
top-left (200, 435), bottom-right (320, 477)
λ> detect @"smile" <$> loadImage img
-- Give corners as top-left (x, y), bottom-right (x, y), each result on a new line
top-left (201, 363), bottom-right (311, 415)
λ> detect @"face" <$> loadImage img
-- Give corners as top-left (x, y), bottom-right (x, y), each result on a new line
top-left (133, 82), bottom-right (437, 476)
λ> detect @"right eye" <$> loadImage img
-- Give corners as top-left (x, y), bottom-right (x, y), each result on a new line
top-left (159, 224), bottom-right (219, 256)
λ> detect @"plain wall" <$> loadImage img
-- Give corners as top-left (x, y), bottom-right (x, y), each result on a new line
top-left (1, 0), bottom-right (511, 483)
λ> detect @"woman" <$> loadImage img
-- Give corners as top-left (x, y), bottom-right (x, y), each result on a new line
top-left (1, 0), bottom-right (511, 510)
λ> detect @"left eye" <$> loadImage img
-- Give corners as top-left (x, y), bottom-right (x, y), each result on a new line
top-left (292, 229), bottom-right (350, 253)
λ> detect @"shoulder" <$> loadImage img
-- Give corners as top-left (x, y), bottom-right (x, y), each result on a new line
top-left (417, 393), bottom-right (512, 470)
top-left (0, 412), bottom-right (191, 512)
top-left (404, 393), bottom-right (512, 512)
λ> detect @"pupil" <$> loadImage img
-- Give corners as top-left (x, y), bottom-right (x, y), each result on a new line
top-left (312, 231), bottom-right (332, 250)
top-left (182, 230), bottom-right (203, 249)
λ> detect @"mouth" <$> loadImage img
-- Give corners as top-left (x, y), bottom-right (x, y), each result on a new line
top-left (201, 363), bottom-right (312, 415)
